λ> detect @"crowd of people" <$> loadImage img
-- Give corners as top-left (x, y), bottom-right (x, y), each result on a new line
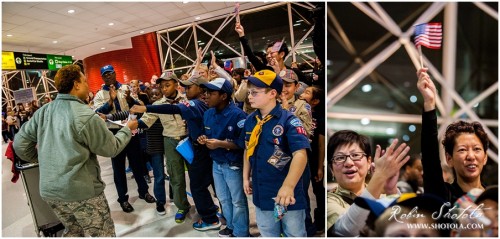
top-left (326, 68), bottom-right (498, 237)
top-left (11, 8), bottom-right (326, 237)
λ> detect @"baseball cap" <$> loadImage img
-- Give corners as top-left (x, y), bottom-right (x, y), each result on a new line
top-left (355, 193), bottom-right (449, 218)
top-left (475, 185), bottom-right (498, 204)
top-left (100, 65), bottom-right (115, 76)
top-left (279, 69), bottom-right (298, 83)
top-left (156, 71), bottom-right (179, 84)
top-left (200, 78), bottom-right (233, 95)
top-left (179, 75), bottom-right (209, 87)
top-left (247, 69), bottom-right (283, 95)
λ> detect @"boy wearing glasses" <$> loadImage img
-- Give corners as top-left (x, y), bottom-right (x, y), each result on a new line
top-left (197, 78), bottom-right (250, 237)
top-left (241, 69), bottom-right (310, 237)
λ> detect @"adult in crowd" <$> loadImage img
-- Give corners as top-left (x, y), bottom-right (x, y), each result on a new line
top-left (327, 130), bottom-right (410, 236)
top-left (94, 64), bottom-right (155, 213)
top-left (396, 154), bottom-right (424, 194)
top-left (14, 64), bottom-right (138, 236)
top-left (417, 68), bottom-right (489, 203)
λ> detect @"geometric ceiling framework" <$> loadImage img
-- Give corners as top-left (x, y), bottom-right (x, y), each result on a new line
top-left (327, 2), bottom-right (498, 162)
top-left (157, 2), bottom-right (319, 74)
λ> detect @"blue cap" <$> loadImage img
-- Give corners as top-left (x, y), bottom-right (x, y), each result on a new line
top-left (100, 65), bottom-right (114, 76)
top-left (200, 78), bottom-right (233, 95)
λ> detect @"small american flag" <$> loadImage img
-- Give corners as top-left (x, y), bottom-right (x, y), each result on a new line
top-left (234, 3), bottom-right (240, 23)
top-left (414, 23), bottom-right (442, 49)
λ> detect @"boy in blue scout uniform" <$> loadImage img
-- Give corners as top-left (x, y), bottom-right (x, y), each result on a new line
top-left (241, 69), bottom-right (310, 237)
top-left (130, 75), bottom-right (222, 230)
top-left (197, 78), bottom-right (250, 237)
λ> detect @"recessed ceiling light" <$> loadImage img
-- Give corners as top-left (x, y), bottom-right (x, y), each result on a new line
top-left (6, 34), bottom-right (13, 37)
top-left (68, 9), bottom-right (75, 14)
top-left (183, 1), bottom-right (189, 3)
top-left (71, 56), bottom-right (75, 58)
top-left (140, 31), bottom-right (145, 34)
top-left (101, 47), bottom-right (106, 50)
top-left (195, 17), bottom-right (201, 20)
top-left (108, 22), bottom-right (114, 26)
top-left (52, 40), bottom-right (58, 44)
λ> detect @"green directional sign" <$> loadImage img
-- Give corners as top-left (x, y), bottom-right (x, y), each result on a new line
top-left (47, 54), bottom-right (73, 70)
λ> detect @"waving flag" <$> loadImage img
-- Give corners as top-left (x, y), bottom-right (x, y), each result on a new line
top-left (414, 22), bottom-right (442, 49)
top-left (234, 3), bottom-right (240, 23)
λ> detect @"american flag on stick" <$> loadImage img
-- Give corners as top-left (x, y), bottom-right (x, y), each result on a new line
top-left (414, 22), bottom-right (442, 68)
top-left (414, 22), bottom-right (442, 49)
top-left (234, 3), bottom-right (240, 23)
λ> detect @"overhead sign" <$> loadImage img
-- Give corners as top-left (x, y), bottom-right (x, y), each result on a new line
top-left (2, 52), bottom-right (16, 70)
top-left (13, 88), bottom-right (35, 104)
top-left (47, 54), bottom-right (73, 70)
top-left (14, 52), bottom-right (48, 70)
top-left (2, 51), bottom-right (73, 70)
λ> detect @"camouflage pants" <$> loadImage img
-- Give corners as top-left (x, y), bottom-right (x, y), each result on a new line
top-left (44, 192), bottom-right (116, 237)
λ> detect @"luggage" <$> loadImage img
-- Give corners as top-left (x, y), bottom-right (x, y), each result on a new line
top-left (15, 155), bottom-right (64, 237)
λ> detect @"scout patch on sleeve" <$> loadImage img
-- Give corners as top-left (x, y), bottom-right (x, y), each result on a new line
top-left (289, 106), bottom-right (297, 113)
top-left (182, 101), bottom-right (191, 107)
top-left (296, 126), bottom-right (307, 136)
top-left (237, 119), bottom-right (245, 128)
top-left (290, 118), bottom-right (302, 127)
top-left (189, 100), bottom-right (196, 106)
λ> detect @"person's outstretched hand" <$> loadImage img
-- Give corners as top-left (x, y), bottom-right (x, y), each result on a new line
top-left (235, 22), bottom-right (245, 37)
top-left (416, 68), bottom-right (437, 112)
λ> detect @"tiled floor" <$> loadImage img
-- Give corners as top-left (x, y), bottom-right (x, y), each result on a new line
top-left (2, 141), bottom-right (324, 237)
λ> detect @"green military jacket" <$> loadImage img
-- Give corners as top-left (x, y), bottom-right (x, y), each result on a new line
top-left (14, 94), bottom-right (132, 201)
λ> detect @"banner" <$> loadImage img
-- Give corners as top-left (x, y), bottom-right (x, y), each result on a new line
top-left (13, 88), bottom-right (35, 104)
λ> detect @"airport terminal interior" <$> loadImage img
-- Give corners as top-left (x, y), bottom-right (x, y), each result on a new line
top-left (2, 2), bottom-right (325, 237)
top-left (2, 1), bottom-right (499, 238)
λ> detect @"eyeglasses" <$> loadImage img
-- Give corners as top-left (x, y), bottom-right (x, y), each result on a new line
top-left (331, 152), bottom-right (367, 164)
top-left (247, 89), bottom-right (267, 97)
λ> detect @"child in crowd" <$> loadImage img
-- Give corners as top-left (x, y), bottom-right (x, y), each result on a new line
top-left (131, 75), bottom-right (221, 230)
top-left (279, 69), bottom-right (313, 138)
top-left (137, 72), bottom-right (191, 223)
top-left (197, 78), bottom-right (249, 237)
top-left (241, 69), bottom-right (310, 237)
top-left (299, 85), bottom-right (326, 233)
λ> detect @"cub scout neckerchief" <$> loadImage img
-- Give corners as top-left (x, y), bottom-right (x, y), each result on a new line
top-left (246, 114), bottom-right (273, 160)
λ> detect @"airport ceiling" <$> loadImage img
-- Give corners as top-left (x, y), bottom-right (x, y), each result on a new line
top-left (2, 2), bottom-right (270, 61)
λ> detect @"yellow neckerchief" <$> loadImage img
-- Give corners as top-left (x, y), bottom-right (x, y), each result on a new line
top-left (246, 114), bottom-right (273, 160)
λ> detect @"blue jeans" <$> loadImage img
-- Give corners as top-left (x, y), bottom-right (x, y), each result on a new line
top-left (150, 153), bottom-right (166, 205)
top-left (212, 161), bottom-right (249, 237)
top-left (255, 207), bottom-right (306, 237)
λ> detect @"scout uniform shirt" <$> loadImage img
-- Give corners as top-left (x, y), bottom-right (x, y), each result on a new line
top-left (203, 101), bottom-right (247, 166)
top-left (282, 96), bottom-right (313, 138)
top-left (243, 103), bottom-right (310, 211)
top-left (139, 92), bottom-right (187, 139)
top-left (146, 98), bottom-right (208, 142)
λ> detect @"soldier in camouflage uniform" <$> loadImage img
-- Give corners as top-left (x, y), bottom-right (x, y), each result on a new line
top-left (14, 65), bottom-right (138, 237)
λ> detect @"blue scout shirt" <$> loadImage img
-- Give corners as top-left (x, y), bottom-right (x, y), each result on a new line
top-left (243, 103), bottom-right (310, 211)
top-left (146, 99), bottom-right (208, 141)
top-left (203, 102), bottom-right (247, 166)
